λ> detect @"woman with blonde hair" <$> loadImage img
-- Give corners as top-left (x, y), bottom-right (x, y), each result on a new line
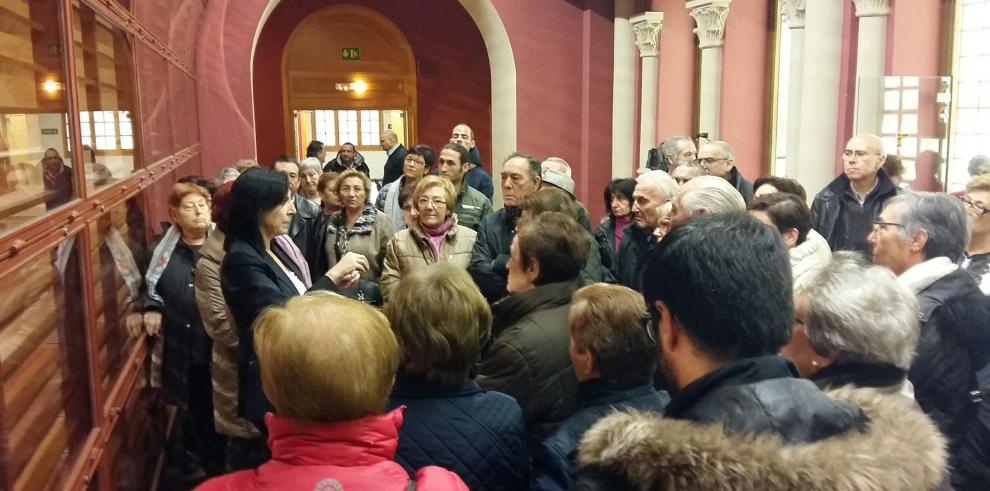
top-left (385, 264), bottom-right (527, 490)
top-left (197, 293), bottom-right (468, 491)
top-left (380, 176), bottom-right (477, 299)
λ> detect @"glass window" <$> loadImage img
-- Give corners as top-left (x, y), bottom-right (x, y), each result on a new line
top-left (0, 1), bottom-right (77, 234)
top-left (73, 3), bottom-right (139, 193)
top-left (338, 110), bottom-right (358, 145)
top-left (0, 236), bottom-right (93, 490)
top-left (951, 0), bottom-right (990, 191)
top-left (359, 110), bottom-right (380, 146)
top-left (314, 110), bottom-right (336, 147)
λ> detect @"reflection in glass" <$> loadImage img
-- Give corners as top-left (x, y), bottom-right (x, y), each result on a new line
top-left (0, 1), bottom-right (76, 234)
top-left (0, 236), bottom-right (93, 489)
top-left (73, 3), bottom-right (140, 193)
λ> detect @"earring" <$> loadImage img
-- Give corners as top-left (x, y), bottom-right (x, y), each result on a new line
top-left (811, 360), bottom-right (821, 368)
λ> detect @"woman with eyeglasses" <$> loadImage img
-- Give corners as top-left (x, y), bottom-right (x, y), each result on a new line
top-left (961, 174), bottom-right (990, 294)
top-left (377, 144), bottom-right (435, 231)
top-left (380, 176), bottom-right (477, 301)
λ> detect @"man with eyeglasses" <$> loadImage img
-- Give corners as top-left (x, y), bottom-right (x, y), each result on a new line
top-left (810, 134), bottom-right (900, 256)
top-left (962, 174), bottom-right (990, 294)
top-left (696, 140), bottom-right (753, 203)
top-left (867, 192), bottom-right (990, 490)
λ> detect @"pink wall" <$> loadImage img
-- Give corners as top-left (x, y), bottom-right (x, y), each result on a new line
top-left (719, 0), bottom-right (772, 179)
top-left (653, 0), bottom-right (697, 145)
top-left (834, 1), bottom-right (859, 176)
top-left (491, 0), bottom-right (615, 221)
top-left (251, 0), bottom-right (492, 169)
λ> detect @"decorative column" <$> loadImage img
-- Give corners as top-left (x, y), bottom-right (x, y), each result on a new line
top-left (796, 0), bottom-right (844, 196)
top-left (613, 0), bottom-right (637, 177)
top-left (853, 0), bottom-right (891, 134)
top-left (781, 0), bottom-right (806, 178)
top-left (688, 0), bottom-right (731, 139)
top-left (631, 12), bottom-right (664, 170)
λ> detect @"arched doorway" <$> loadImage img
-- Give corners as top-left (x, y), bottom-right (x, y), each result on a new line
top-left (282, 5), bottom-right (415, 176)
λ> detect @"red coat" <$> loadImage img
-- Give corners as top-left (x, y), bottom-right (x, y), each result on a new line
top-left (195, 408), bottom-right (468, 491)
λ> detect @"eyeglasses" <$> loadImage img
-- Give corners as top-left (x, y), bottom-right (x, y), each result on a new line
top-left (871, 220), bottom-right (903, 232)
top-left (696, 157), bottom-right (728, 166)
top-left (416, 197), bottom-right (446, 208)
top-left (404, 156), bottom-right (426, 165)
top-left (641, 311), bottom-right (656, 344)
top-left (959, 195), bottom-right (990, 216)
top-left (842, 149), bottom-right (877, 159)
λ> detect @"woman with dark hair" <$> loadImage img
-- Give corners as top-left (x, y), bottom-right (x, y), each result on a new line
top-left (220, 168), bottom-right (369, 467)
top-left (377, 144), bottom-right (435, 231)
top-left (594, 178), bottom-right (636, 282)
top-left (752, 176), bottom-right (808, 201)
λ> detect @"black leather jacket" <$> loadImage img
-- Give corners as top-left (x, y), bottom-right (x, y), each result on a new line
top-left (613, 224), bottom-right (652, 291)
top-left (810, 170), bottom-right (899, 256)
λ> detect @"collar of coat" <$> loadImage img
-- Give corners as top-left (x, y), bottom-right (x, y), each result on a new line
top-left (576, 385), bottom-right (947, 491)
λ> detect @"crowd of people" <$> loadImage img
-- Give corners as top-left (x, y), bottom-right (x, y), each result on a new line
top-left (127, 125), bottom-right (990, 490)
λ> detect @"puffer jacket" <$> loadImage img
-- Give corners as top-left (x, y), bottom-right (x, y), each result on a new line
top-left (907, 267), bottom-right (990, 490)
top-left (452, 183), bottom-right (493, 231)
top-left (613, 224), bottom-right (652, 291)
top-left (387, 374), bottom-right (528, 491)
top-left (477, 280), bottom-right (580, 449)
top-left (810, 169), bottom-right (899, 256)
top-left (194, 409), bottom-right (469, 491)
top-left (531, 381), bottom-right (669, 491)
top-left (380, 217), bottom-right (477, 300)
top-left (194, 230), bottom-right (259, 439)
top-left (573, 381), bottom-right (948, 490)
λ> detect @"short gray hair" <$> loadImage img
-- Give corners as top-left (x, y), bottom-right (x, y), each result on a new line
top-left (541, 157), bottom-right (572, 178)
top-left (636, 170), bottom-right (678, 201)
top-left (706, 140), bottom-right (736, 160)
top-left (886, 192), bottom-right (969, 262)
top-left (803, 252), bottom-right (920, 370)
top-left (660, 136), bottom-right (692, 161)
top-left (969, 154), bottom-right (990, 177)
top-left (215, 167), bottom-right (240, 184)
top-left (677, 175), bottom-right (746, 215)
top-left (300, 157), bottom-right (323, 175)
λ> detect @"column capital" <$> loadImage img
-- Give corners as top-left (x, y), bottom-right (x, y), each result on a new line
top-left (780, 0), bottom-right (806, 29)
top-left (687, 0), bottom-right (732, 49)
top-left (853, 0), bottom-right (890, 17)
top-left (630, 11), bottom-right (664, 58)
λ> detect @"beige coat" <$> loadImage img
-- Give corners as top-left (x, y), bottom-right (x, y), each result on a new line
top-left (324, 207), bottom-right (394, 281)
top-left (380, 217), bottom-right (477, 300)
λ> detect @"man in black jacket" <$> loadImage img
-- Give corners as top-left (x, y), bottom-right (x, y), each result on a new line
top-left (470, 152), bottom-right (542, 303)
top-left (273, 156), bottom-right (322, 276)
top-left (573, 213), bottom-right (948, 490)
top-left (811, 133), bottom-right (899, 256)
top-left (614, 170), bottom-right (677, 291)
top-left (451, 123), bottom-right (494, 201)
top-left (697, 140), bottom-right (753, 203)
top-left (380, 130), bottom-right (406, 183)
top-left (869, 192), bottom-right (990, 490)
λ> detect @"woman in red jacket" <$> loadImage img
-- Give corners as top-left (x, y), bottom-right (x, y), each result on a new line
top-left (195, 293), bottom-right (467, 491)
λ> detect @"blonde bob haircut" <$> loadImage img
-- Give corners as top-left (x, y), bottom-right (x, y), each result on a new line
top-left (383, 264), bottom-right (492, 386)
top-left (334, 169), bottom-right (373, 204)
top-left (966, 173), bottom-right (990, 194)
top-left (413, 175), bottom-right (457, 216)
top-left (570, 284), bottom-right (656, 384)
top-left (254, 291), bottom-right (398, 423)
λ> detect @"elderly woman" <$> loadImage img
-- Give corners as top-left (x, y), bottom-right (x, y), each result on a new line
top-left (377, 144), bottom-right (435, 231)
top-left (478, 212), bottom-right (589, 448)
top-left (748, 192), bottom-right (832, 291)
top-left (532, 283), bottom-right (669, 490)
top-left (519, 187), bottom-right (603, 284)
top-left (131, 182), bottom-right (224, 476)
top-left (594, 178), bottom-right (636, 278)
top-left (197, 293), bottom-right (468, 491)
top-left (385, 265), bottom-right (528, 490)
top-left (325, 169), bottom-right (394, 304)
top-left (221, 169), bottom-right (369, 467)
top-left (380, 176), bottom-right (477, 300)
top-left (781, 252), bottom-right (920, 398)
top-left (298, 157), bottom-right (323, 205)
top-left (962, 174), bottom-right (990, 293)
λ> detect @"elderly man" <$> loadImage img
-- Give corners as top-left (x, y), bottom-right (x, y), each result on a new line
top-left (273, 156), bottom-right (322, 273)
top-left (436, 143), bottom-right (493, 230)
top-left (969, 154), bottom-right (990, 178)
top-left (811, 134), bottom-right (899, 255)
top-left (649, 135), bottom-right (696, 172)
top-left (666, 175), bottom-right (746, 231)
top-left (470, 153), bottom-right (543, 303)
top-left (868, 192), bottom-right (990, 489)
top-left (613, 170), bottom-right (677, 291)
top-left (697, 140), bottom-right (753, 203)
top-left (574, 213), bottom-right (948, 490)
top-left (539, 158), bottom-right (593, 232)
top-left (962, 174), bottom-right (990, 293)
top-left (380, 130), bottom-right (407, 184)
top-left (324, 142), bottom-right (371, 177)
top-left (451, 123), bottom-right (494, 200)
top-left (670, 162), bottom-right (703, 186)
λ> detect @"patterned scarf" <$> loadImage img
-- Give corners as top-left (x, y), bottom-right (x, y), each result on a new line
top-left (329, 205), bottom-right (378, 261)
top-left (146, 223), bottom-right (214, 304)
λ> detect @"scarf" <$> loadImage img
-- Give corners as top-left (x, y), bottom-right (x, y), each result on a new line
top-left (54, 229), bottom-right (142, 303)
top-left (421, 216), bottom-right (455, 260)
top-left (329, 205), bottom-right (377, 261)
top-left (146, 223), bottom-right (214, 304)
top-left (613, 216), bottom-right (632, 252)
top-left (273, 234), bottom-right (312, 288)
top-left (898, 256), bottom-right (959, 294)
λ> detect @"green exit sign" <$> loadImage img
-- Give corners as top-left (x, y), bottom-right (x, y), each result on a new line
top-left (341, 47), bottom-right (360, 61)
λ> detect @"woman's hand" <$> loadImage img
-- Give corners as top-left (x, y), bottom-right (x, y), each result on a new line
top-left (143, 311), bottom-right (163, 336)
top-left (326, 252), bottom-right (369, 288)
top-left (125, 312), bottom-right (144, 337)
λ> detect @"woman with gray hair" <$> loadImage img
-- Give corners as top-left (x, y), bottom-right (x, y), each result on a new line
top-left (298, 157), bottom-right (323, 205)
top-left (781, 252), bottom-right (920, 398)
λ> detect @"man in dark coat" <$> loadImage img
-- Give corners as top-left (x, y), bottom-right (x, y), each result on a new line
top-left (869, 192), bottom-right (990, 490)
top-left (380, 130), bottom-right (406, 183)
top-left (697, 140), bottom-right (753, 203)
top-left (811, 133), bottom-right (900, 256)
top-left (322, 142), bottom-right (370, 176)
top-left (614, 170), bottom-right (677, 291)
top-left (273, 157), bottom-right (322, 276)
top-left (573, 213), bottom-right (948, 490)
top-left (477, 212), bottom-right (590, 449)
top-left (451, 123), bottom-right (494, 201)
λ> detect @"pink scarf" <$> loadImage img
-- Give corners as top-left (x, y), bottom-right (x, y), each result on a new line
top-left (421, 217), bottom-right (455, 260)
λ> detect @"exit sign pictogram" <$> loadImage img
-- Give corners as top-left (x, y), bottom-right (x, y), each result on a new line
top-left (341, 47), bottom-right (360, 60)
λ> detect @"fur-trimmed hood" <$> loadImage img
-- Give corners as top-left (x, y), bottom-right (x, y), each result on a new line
top-left (576, 386), bottom-right (947, 490)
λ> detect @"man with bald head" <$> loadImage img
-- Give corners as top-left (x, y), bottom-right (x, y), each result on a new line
top-left (380, 129), bottom-right (407, 184)
top-left (614, 170), bottom-right (678, 290)
top-left (451, 123), bottom-right (494, 200)
top-left (697, 140), bottom-right (753, 203)
top-left (811, 134), bottom-right (900, 255)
